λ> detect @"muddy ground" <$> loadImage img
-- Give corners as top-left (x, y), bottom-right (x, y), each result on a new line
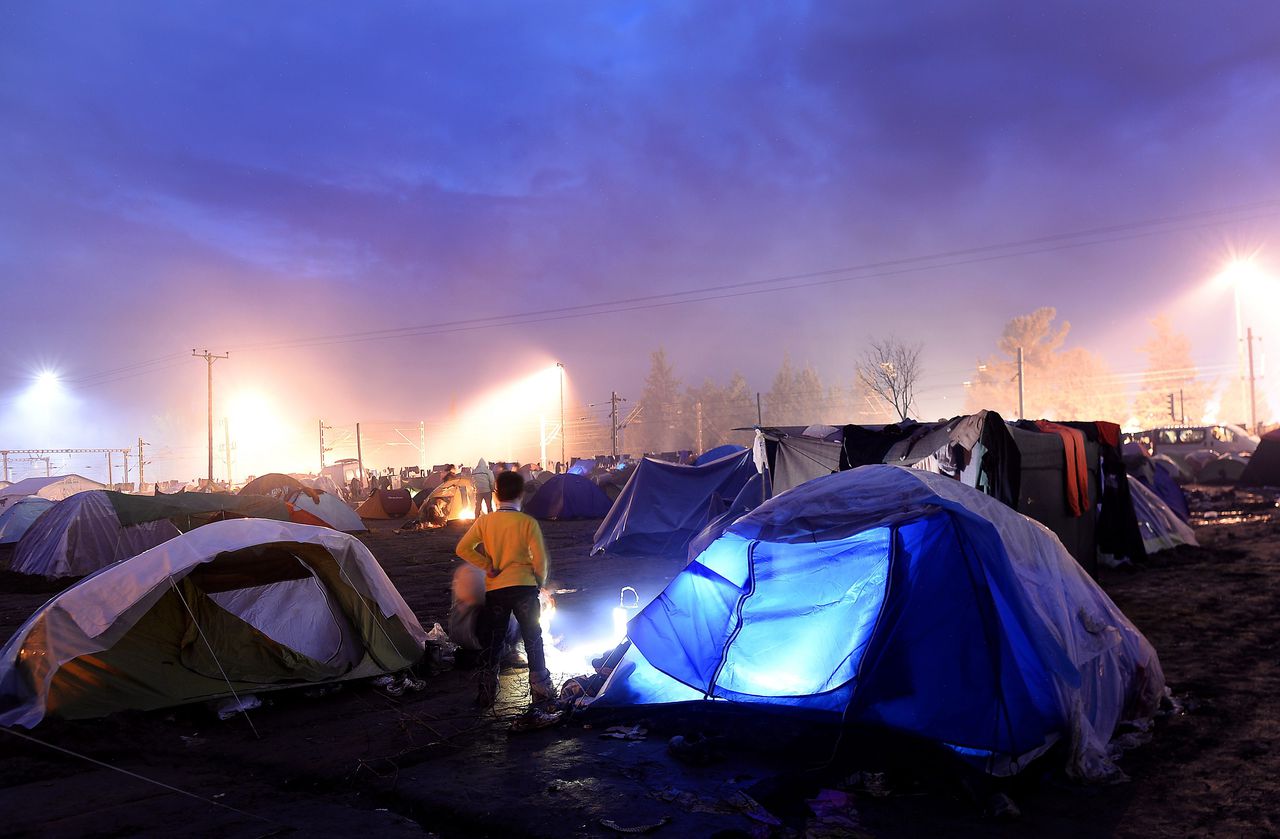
top-left (0, 501), bottom-right (1277, 838)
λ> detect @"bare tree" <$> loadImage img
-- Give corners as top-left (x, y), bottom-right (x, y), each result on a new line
top-left (856, 338), bottom-right (923, 421)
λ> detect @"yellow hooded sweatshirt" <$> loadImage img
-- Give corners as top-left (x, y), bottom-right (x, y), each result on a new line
top-left (455, 506), bottom-right (550, 591)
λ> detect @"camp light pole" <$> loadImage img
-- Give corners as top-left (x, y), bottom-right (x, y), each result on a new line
top-left (192, 349), bottom-right (229, 486)
top-left (557, 362), bottom-right (566, 467)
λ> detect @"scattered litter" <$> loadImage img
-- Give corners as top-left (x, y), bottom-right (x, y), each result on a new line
top-left (510, 707), bottom-right (564, 733)
top-left (602, 724), bottom-right (648, 741)
top-left (724, 791), bottom-right (780, 826)
top-left (179, 735), bottom-right (206, 748)
top-left (302, 684), bottom-right (343, 699)
top-left (806, 788), bottom-right (864, 837)
top-left (600, 816), bottom-right (669, 834)
top-left (213, 695), bottom-right (261, 720)
top-left (842, 770), bottom-right (892, 797)
top-left (987, 792), bottom-right (1021, 822)
top-left (654, 787), bottom-right (731, 815)
top-left (667, 732), bottom-right (723, 764)
top-left (424, 622), bottom-right (454, 647)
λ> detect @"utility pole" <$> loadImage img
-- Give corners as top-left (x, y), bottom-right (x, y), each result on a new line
top-left (1248, 327), bottom-right (1258, 434)
top-left (319, 420), bottom-right (330, 471)
top-left (123, 449), bottom-right (131, 487)
top-left (138, 438), bottom-right (149, 489)
top-left (192, 349), bottom-right (229, 486)
top-left (355, 422), bottom-right (365, 490)
top-left (224, 417), bottom-right (233, 487)
top-left (419, 421), bottom-right (426, 470)
top-left (756, 392), bottom-right (763, 426)
top-left (609, 391), bottom-right (626, 457)
top-left (106, 451), bottom-right (113, 487)
top-left (696, 401), bottom-right (704, 453)
top-left (1179, 389), bottom-right (1186, 425)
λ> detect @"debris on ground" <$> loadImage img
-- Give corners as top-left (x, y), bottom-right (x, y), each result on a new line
top-left (510, 706), bottom-right (564, 733)
top-left (601, 724), bottom-right (648, 741)
top-left (600, 815), bottom-right (670, 834)
top-left (805, 788), bottom-right (865, 838)
top-left (213, 694), bottom-right (261, 720)
top-left (667, 732), bottom-right (724, 764)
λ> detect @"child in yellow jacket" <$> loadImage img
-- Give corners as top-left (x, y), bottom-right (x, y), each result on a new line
top-left (455, 469), bottom-right (553, 707)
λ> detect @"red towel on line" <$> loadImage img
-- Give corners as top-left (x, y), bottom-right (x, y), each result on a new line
top-left (1035, 421), bottom-right (1090, 517)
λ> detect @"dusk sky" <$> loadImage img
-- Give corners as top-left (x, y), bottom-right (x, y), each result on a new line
top-left (3, 2), bottom-right (1280, 480)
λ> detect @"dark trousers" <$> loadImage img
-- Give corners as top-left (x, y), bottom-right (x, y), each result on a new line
top-left (481, 586), bottom-right (545, 675)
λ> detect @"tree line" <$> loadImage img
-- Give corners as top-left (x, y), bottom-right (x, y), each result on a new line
top-left (576, 307), bottom-right (1237, 459)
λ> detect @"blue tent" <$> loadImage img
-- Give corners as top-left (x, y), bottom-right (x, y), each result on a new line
top-left (593, 465), bottom-right (1165, 779)
top-left (0, 497), bottom-right (55, 545)
top-left (591, 449), bottom-right (758, 557)
top-left (524, 474), bottom-right (613, 520)
top-left (694, 444), bottom-right (746, 466)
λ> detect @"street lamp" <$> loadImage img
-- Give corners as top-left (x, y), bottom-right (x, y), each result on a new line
top-left (556, 362), bottom-right (565, 468)
top-left (1219, 260), bottom-right (1261, 432)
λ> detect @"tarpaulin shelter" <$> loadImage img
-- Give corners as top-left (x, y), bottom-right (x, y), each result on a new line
top-left (1127, 476), bottom-right (1198, 554)
top-left (591, 448), bottom-right (758, 557)
top-left (0, 497), bottom-right (55, 545)
top-left (110, 491), bottom-right (292, 532)
top-left (524, 474), bottom-right (613, 520)
top-left (757, 412), bottom-right (1021, 506)
top-left (0, 519), bottom-right (427, 728)
top-left (0, 475), bottom-right (105, 509)
top-left (593, 466), bottom-right (1164, 781)
top-left (356, 488), bottom-right (413, 519)
top-left (1238, 428), bottom-right (1280, 487)
top-left (12, 492), bottom-right (183, 578)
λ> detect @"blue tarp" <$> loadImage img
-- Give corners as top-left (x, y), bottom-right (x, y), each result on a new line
top-left (695, 444), bottom-right (746, 466)
top-left (524, 474), bottom-right (613, 520)
top-left (591, 449), bottom-right (758, 557)
top-left (594, 465), bottom-right (1166, 779)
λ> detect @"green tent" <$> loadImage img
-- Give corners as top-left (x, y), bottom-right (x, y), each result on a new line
top-left (0, 519), bottom-right (426, 727)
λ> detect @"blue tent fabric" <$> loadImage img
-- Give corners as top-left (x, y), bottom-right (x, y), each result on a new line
top-left (685, 471), bottom-right (771, 562)
top-left (695, 444), bottom-right (746, 466)
top-left (595, 465), bottom-right (1165, 780)
top-left (591, 449), bottom-right (759, 557)
top-left (1137, 466), bottom-right (1190, 522)
top-left (524, 474), bottom-right (613, 520)
top-left (0, 497), bottom-right (56, 545)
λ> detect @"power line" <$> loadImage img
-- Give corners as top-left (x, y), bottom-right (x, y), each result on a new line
top-left (58, 197), bottom-right (1280, 387)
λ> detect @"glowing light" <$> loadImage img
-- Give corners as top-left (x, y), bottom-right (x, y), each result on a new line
top-left (611, 586), bottom-right (640, 643)
top-left (225, 390), bottom-right (289, 479)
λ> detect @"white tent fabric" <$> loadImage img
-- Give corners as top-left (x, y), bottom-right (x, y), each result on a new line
top-left (209, 578), bottom-right (363, 667)
top-left (288, 490), bottom-right (366, 533)
top-left (0, 475), bottom-right (105, 509)
top-left (11, 491), bottom-right (181, 578)
top-left (0, 519), bottom-right (428, 728)
top-left (0, 497), bottom-right (55, 545)
top-left (1127, 475), bottom-right (1198, 553)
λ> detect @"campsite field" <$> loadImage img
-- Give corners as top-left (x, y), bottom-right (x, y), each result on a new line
top-left (0, 508), bottom-right (1278, 838)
